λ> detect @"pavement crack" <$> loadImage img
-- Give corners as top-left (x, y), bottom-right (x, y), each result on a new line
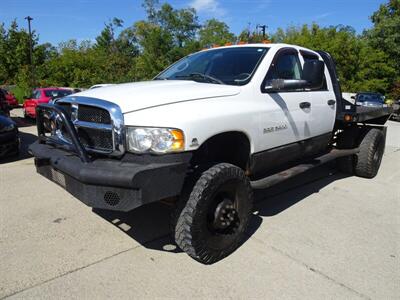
top-left (1, 234), bottom-right (170, 299)
top-left (268, 245), bottom-right (371, 300)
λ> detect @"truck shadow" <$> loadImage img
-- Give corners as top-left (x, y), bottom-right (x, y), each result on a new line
top-left (94, 162), bottom-right (349, 255)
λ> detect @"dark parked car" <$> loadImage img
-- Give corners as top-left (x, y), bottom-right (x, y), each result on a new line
top-left (353, 92), bottom-right (386, 108)
top-left (0, 113), bottom-right (19, 158)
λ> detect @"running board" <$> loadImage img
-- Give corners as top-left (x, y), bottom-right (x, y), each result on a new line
top-left (250, 148), bottom-right (359, 190)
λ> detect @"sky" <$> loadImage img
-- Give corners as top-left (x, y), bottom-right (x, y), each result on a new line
top-left (0, 0), bottom-right (385, 45)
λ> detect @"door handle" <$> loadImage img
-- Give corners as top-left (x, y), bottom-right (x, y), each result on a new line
top-left (327, 99), bottom-right (336, 106)
top-left (299, 102), bottom-right (311, 109)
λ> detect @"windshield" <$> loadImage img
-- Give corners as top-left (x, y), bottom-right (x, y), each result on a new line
top-left (356, 93), bottom-right (384, 103)
top-left (44, 89), bottom-right (72, 98)
top-left (155, 47), bottom-right (269, 86)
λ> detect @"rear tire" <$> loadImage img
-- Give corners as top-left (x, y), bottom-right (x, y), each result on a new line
top-left (174, 163), bottom-right (253, 264)
top-left (354, 128), bottom-right (385, 178)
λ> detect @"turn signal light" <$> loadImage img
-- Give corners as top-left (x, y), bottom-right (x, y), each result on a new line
top-left (170, 129), bottom-right (185, 151)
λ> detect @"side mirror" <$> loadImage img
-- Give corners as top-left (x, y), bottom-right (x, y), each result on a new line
top-left (265, 60), bottom-right (325, 92)
top-left (351, 96), bottom-right (356, 100)
top-left (302, 60), bottom-right (324, 89)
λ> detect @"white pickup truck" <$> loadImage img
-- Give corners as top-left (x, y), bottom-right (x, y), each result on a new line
top-left (30, 43), bottom-right (392, 264)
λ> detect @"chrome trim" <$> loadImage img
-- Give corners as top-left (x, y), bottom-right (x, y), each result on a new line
top-left (55, 96), bottom-right (125, 156)
top-left (74, 120), bottom-right (112, 131)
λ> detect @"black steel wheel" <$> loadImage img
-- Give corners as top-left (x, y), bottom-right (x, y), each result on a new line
top-left (174, 163), bottom-right (253, 264)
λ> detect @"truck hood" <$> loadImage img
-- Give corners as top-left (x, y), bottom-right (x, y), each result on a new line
top-left (73, 81), bottom-right (241, 113)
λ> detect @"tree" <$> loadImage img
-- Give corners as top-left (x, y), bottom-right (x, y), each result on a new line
top-left (130, 21), bottom-right (174, 80)
top-left (95, 18), bottom-right (125, 53)
top-left (199, 19), bottom-right (235, 47)
top-left (366, 0), bottom-right (400, 97)
top-left (152, 3), bottom-right (199, 47)
top-left (0, 20), bottom-right (37, 85)
top-left (126, 1), bottom-right (201, 79)
top-left (367, 0), bottom-right (400, 69)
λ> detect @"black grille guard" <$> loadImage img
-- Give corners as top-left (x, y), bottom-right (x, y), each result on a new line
top-left (36, 103), bottom-right (90, 163)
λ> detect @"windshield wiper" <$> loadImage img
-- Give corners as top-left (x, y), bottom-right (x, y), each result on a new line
top-left (175, 73), bottom-right (224, 84)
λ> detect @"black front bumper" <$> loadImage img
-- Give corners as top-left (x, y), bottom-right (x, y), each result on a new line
top-left (30, 142), bottom-right (191, 211)
top-left (30, 103), bottom-right (191, 211)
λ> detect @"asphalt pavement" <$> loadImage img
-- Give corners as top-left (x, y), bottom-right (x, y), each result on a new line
top-left (1, 109), bottom-right (399, 299)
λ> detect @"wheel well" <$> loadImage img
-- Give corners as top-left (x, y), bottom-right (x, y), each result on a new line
top-left (190, 132), bottom-right (251, 170)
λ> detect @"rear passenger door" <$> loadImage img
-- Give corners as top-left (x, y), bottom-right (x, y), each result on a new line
top-left (299, 50), bottom-right (336, 137)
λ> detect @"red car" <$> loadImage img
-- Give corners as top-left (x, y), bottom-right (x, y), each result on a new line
top-left (0, 89), bottom-right (18, 108)
top-left (23, 88), bottom-right (73, 118)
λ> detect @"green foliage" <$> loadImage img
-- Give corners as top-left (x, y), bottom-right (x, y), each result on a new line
top-left (0, 20), bottom-right (37, 85)
top-left (11, 84), bottom-right (30, 104)
top-left (0, 0), bottom-right (398, 98)
top-left (365, 0), bottom-right (400, 97)
top-left (199, 19), bottom-right (235, 46)
top-left (366, 0), bottom-right (400, 69)
top-left (127, 1), bottom-right (201, 79)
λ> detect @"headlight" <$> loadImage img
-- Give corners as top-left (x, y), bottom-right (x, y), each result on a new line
top-left (126, 127), bottom-right (184, 154)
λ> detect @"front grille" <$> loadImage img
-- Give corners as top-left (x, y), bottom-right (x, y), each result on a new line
top-left (78, 105), bottom-right (111, 124)
top-left (53, 97), bottom-right (124, 156)
top-left (77, 127), bottom-right (113, 151)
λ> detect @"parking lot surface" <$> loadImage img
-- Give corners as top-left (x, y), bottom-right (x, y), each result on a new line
top-left (1, 109), bottom-right (399, 299)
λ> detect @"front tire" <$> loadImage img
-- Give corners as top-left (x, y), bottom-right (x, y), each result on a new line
top-left (174, 163), bottom-right (253, 264)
